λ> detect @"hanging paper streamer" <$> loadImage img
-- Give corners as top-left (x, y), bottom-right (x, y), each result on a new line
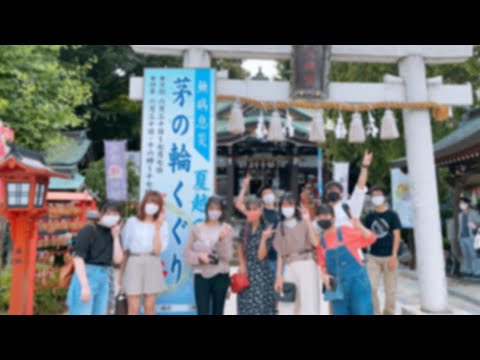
top-left (325, 117), bottom-right (335, 132)
top-left (228, 100), bottom-right (245, 135)
top-left (309, 110), bottom-right (326, 144)
top-left (366, 111), bottom-right (379, 138)
top-left (268, 110), bottom-right (285, 142)
top-left (335, 113), bottom-right (348, 139)
top-left (349, 112), bottom-right (366, 144)
top-left (285, 110), bottom-right (295, 138)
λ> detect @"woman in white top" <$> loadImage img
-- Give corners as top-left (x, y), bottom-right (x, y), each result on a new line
top-left (120, 191), bottom-right (169, 315)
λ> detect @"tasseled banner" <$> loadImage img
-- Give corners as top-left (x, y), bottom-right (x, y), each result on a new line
top-left (349, 112), bottom-right (366, 144)
top-left (268, 110), bottom-right (285, 143)
top-left (227, 100), bottom-right (245, 135)
top-left (335, 112), bottom-right (348, 139)
top-left (309, 110), bottom-right (326, 144)
top-left (380, 109), bottom-right (400, 140)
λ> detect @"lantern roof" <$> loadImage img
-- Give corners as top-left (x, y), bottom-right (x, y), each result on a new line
top-left (0, 143), bottom-right (69, 180)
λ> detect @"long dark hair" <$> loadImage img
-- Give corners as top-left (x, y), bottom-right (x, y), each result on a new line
top-left (205, 196), bottom-right (226, 223)
top-left (279, 193), bottom-right (301, 236)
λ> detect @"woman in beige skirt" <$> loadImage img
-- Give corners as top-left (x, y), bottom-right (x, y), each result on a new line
top-left (120, 191), bottom-right (169, 315)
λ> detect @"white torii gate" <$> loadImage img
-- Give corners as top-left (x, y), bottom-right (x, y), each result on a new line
top-left (129, 45), bottom-right (474, 314)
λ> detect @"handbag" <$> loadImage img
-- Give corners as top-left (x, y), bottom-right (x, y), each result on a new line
top-left (274, 282), bottom-right (296, 303)
top-left (322, 229), bottom-right (345, 302)
top-left (230, 222), bottom-right (250, 294)
top-left (114, 291), bottom-right (128, 315)
top-left (230, 273), bottom-right (250, 294)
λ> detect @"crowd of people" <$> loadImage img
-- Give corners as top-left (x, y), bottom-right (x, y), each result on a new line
top-left (63, 149), bottom-right (480, 316)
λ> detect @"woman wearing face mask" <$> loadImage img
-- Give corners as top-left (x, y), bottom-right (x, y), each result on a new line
top-left (236, 197), bottom-right (276, 315)
top-left (120, 191), bottom-right (169, 315)
top-left (306, 204), bottom-right (377, 315)
top-left (184, 197), bottom-right (233, 315)
top-left (273, 194), bottom-right (320, 315)
top-left (67, 203), bottom-right (124, 315)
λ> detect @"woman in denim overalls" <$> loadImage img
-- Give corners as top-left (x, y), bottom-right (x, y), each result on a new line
top-left (310, 204), bottom-right (377, 315)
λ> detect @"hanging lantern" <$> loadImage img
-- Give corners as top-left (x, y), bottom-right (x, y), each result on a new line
top-left (268, 110), bottom-right (285, 143)
top-left (380, 109), bottom-right (400, 140)
top-left (309, 110), bottom-right (326, 144)
top-left (285, 110), bottom-right (295, 138)
top-left (335, 112), bottom-right (348, 139)
top-left (366, 111), bottom-right (379, 138)
top-left (325, 117), bottom-right (335, 131)
top-left (349, 112), bottom-right (366, 144)
top-left (227, 100), bottom-right (245, 135)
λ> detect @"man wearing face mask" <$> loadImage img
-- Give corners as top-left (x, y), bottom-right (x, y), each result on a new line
top-left (364, 186), bottom-right (402, 315)
top-left (67, 203), bottom-right (124, 315)
top-left (457, 197), bottom-right (480, 278)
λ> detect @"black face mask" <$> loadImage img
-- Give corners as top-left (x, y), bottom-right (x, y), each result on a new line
top-left (318, 220), bottom-right (333, 230)
top-left (326, 192), bottom-right (341, 203)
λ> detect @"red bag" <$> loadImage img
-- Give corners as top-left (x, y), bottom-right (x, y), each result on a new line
top-left (230, 222), bottom-right (250, 294)
top-left (230, 273), bottom-right (250, 294)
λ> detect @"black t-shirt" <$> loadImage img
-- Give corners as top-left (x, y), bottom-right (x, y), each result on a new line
top-left (72, 224), bottom-right (113, 266)
top-left (365, 209), bottom-right (402, 257)
top-left (263, 208), bottom-right (281, 261)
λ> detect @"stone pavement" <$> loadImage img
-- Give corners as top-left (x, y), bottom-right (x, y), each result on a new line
top-left (224, 266), bottom-right (480, 315)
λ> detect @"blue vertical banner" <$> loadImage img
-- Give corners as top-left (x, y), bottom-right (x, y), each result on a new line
top-left (140, 69), bottom-right (216, 315)
top-left (104, 140), bottom-right (128, 201)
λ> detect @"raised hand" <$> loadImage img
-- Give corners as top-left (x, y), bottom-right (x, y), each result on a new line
top-left (362, 151), bottom-right (373, 167)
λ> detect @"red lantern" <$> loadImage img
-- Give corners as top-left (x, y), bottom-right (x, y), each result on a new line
top-left (0, 144), bottom-right (69, 315)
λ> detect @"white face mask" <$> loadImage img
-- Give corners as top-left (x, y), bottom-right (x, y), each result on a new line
top-left (263, 193), bottom-right (276, 205)
top-left (460, 203), bottom-right (468, 211)
top-left (372, 196), bottom-right (386, 207)
top-left (145, 203), bottom-right (160, 216)
top-left (101, 215), bottom-right (120, 228)
top-left (208, 210), bottom-right (222, 221)
top-left (281, 207), bottom-right (295, 219)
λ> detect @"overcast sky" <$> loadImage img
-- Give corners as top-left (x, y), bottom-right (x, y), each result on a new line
top-left (242, 59), bottom-right (278, 80)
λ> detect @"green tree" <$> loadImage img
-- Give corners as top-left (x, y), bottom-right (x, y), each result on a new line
top-left (0, 45), bottom-right (92, 150)
top-left (212, 59), bottom-right (249, 79)
top-left (60, 45), bottom-right (183, 157)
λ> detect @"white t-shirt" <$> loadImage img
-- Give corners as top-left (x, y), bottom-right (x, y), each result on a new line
top-left (121, 216), bottom-right (169, 254)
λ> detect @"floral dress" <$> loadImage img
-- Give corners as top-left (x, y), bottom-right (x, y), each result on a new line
top-left (237, 222), bottom-right (275, 315)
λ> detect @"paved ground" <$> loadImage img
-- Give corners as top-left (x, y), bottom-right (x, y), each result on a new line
top-left (225, 266), bottom-right (480, 315)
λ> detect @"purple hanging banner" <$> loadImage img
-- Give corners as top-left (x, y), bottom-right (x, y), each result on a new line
top-left (104, 140), bottom-right (128, 201)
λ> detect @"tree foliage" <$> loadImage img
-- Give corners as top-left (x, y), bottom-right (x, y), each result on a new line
top-left (0, 45), bottom-right (92, 150)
